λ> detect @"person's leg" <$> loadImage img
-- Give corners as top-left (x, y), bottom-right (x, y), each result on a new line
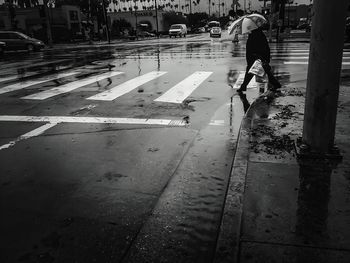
top-left (263, 63), bottom-right (281, 90)
top-left (237, 64), bottom-right (254, 92)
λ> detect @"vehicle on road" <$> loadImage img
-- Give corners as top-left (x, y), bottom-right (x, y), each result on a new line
top-left (210, 27), bottom-right (222, 38)
top-left (0, 31), bottom-right (45, 52)
top-left (193, 27), bottom-right (206, 33)
top-left (297, 18), bottom-right (311, 32)
top-left (0, 41), bottom-right (5, 55)
top-left (346, 17), bottom-right (350, 42)
top-left (206, 21), bottom-right (220, 32)
top-left (138, 31), bottom-right (156, 38)
top-left (169, 24), bottom-right (187, 38)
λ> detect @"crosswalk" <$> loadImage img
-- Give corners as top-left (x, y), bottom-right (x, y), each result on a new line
top-left (1, 44), bottom-right (350, 105)
top-left (2, 42), bottom-right (350, 151)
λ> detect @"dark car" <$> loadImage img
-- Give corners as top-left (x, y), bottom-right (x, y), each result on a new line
top-left (0, 41), bottom-right (5, 55)
top-left (0, 31), bottom-right (45, 52)
top-left (345, 17), bottom-right (350, 42)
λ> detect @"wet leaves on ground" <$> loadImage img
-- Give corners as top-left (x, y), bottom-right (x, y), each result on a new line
top-left (250, 124), bottom-right (295, 155)
top-left (272, 105), bottom-right (297, 120)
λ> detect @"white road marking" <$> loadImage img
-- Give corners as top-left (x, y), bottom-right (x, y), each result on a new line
top-left (0, 70), bottom-right (52, 84)
top-left (284, 61), bottom-right (350, 65)
top-left (0, 115), bottom-right (187, 126)
top-left (87, 71), bottom-right (167, 101)
top-left (154, 71), bottom-right (212, 103)
top-left (0, 75), bottom-right (18, 83)
top-left (279, 56), bottom-right (350, 60)
top-left (0, 72), bottom-right (78, 95)
top-left (209, 120), bottom-right (225, 126)
top-left (0, 122), bottom-right (57, 150)
top-left (21, 71), bottom-right (123, 100)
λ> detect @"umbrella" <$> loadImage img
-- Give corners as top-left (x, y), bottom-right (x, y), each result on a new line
top-left (228, 14), bottom-right (267, 35)
top-left (228, 17), bottom-right (244, 35)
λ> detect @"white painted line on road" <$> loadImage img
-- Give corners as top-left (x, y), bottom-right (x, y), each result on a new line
top-left (209, 120), bottom-right (225, 126)
top-left (0, 72), bottom-right (78, 95)
top-left (279, 56), bottom-right (350, 60)
top-left (284, 61), bottom-right (350, 65)
top-left (154, 71), bottom-right (212, 104)
top-left (0, 75), bottom-right (18, 83)
top-left (21, 71), bottom-right (123, 100)
top-left (0, 115), bottom-right (187, 126)
top-left (87, 71), bottom-right (167, 101)
top-left (0, 122), bottom-right (57, 150)
top-left (0, 70), bottom-right (50, 84)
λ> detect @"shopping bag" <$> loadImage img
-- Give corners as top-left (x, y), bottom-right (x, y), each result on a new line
top-left (248, 59), bottom-right (266, 77)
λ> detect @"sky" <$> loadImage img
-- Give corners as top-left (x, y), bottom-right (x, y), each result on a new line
top-left (0, 0), bottom-right (311, 15)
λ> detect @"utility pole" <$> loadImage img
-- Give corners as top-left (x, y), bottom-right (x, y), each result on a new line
top-left (218, 0), bottom-right (220, 17)
top-left (209, 0), bottom-right (211, 17)
top-left (88, 0), bottom-right (93, 44)
top-left (302, 0), bottom-right (348, 155)
top-left (43, 0), bottom-right (53, 47)
top-left (268, 1), bottom-right (273, 42)
top-left (154, 0), bottom-right (159, 37)
top-left (101, 0), bottom-right (111, 44)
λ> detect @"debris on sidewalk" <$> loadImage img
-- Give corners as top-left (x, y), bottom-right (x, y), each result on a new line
top-left (250, 123), bottom-right (295, 155)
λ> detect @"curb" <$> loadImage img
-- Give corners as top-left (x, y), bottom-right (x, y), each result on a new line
top-left (214, 91), bottom-right (275, 263)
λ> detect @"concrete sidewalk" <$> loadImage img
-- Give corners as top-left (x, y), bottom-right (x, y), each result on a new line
top-left (215, 82), bottom-right (350, 262)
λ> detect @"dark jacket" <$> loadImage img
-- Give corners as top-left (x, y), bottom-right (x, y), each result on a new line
top-left (246, 28), bottom-right (270, 65)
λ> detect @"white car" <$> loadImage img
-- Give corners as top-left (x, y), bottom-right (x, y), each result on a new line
top-left (169, 24), bottom-right (187, 38)
top-left (210, 27), bottom-right (222, 38)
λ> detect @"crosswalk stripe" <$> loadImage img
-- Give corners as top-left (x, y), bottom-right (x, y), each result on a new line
top-left (0, 122), bottom-right (57, 150)
top-left (0, 115), bottom-right (187, 126)
top-left (0, 71), bottom-right (79, 95)
top-left (154, 71), bottom-right (212, 103)
top-left (87, 71), bottom-right (167, 101)
top-left (0, 75), bottom-right (19, 83)
top-left (21, 71), bottom-right (123, 100)
top-left (284, 61), bottom-right (350, 65)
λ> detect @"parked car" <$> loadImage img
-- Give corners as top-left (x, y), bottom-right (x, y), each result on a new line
top-left (0, 31), bottom-right (45, 52)
top-left (0, 41), bottom-right (5, 55)
top-left (194, 27), bottom-right (206, 33)
top-left (138, 31), bottom-right (156, 38)
top-left (345, 17), bottom-right (350, 42)
top-left (210, 27), bottom-right (222, 38)
top-left (169, 24), bottom-right (187, 38)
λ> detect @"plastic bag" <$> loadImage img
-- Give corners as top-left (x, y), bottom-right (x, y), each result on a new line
top-left (248, 59), bottom-right (266, 77)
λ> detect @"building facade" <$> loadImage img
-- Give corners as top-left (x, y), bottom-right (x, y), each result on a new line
top-left (0, 4), bottom-right (82, 42)
top-left (108, 10), bottom-right (168, 34)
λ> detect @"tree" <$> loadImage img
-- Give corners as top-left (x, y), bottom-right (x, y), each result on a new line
top-left (163, 11), bottom-right (186, 28)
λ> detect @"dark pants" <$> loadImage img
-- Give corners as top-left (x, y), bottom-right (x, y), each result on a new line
top-left (240, 61), bottom-right (281, 90)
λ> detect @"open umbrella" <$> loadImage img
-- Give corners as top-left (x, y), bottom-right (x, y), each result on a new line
top-left (228, 14), bottom-right (267, 35)
top-left (228, 17), bottom-right (244, 35)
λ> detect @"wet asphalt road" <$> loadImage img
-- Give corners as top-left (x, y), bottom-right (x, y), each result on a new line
top-left (0, 33), bottom-right (326, 262)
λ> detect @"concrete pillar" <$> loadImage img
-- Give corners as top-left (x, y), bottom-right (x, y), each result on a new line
top-left (302, 0), bottom-right (348, 154)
